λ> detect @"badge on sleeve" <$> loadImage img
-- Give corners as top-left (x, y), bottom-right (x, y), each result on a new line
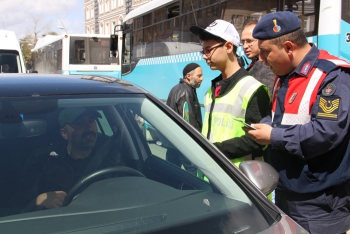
top-left (317, 96), bottom-right (340, 120)
top-left (322, 83), bottom-right (336, 96)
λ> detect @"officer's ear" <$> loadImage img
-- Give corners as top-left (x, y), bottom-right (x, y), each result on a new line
top-left (283, 41), bottom-right (295, 56)
top-left (60, 127), bottom-right (68, 140)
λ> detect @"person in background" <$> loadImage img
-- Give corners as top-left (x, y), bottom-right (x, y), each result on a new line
top-left (166, 63), bottom-right (203, 175)
top-left (167, 62), bottom-right (203, 132)
top-left (245, 11), bottom-right (350, 233)
top-left (1, 63), bottom-right (10, 73)
top-left (241, 19), bottom-right (275, 96)
top-left (190, 19), bottom-right (270, 167)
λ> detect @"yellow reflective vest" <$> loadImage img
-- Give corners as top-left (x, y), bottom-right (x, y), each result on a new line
top-left (202, 75), bottom-right (268, 167)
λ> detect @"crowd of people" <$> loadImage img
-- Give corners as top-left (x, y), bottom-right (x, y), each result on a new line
top-left (5, 10), bottom-right (350, 234)
top-left (166, 11), bottom-right (350, 234)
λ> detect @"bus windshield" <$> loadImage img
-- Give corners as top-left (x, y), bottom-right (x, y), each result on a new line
top-left (0, 50), bottom-right (23, 73)
top-left (69, 36), bottom-right (117, 65)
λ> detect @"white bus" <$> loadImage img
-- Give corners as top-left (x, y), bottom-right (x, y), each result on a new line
top-left (0, 30), bottom-right (26, 73)
top-left (32, 34), bottom-right (121, 77)
top-left (112, 0), bottom-right (350, 104)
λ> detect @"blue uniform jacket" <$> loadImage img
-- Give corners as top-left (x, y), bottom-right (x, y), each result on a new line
top-left (263, 45), bottom-right (350, 193)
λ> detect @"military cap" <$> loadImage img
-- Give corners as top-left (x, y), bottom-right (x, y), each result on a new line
top-left (253, 11), bottom-right (301, 40)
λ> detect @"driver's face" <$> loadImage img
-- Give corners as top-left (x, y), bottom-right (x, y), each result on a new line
top-left (64, 112), bottom-right (98, 150)
top-left (2, 64), bottom-right (9, 72)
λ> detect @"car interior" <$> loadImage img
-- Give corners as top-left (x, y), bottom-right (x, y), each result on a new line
top-left (0, 95), bottom-right (274, 233)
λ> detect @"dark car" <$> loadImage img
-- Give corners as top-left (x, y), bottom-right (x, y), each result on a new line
top-left (0, 74), bottom-right (307, 233)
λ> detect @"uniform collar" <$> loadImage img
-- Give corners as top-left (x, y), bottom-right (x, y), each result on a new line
top-left (292, 44), bottom-right (319, 78)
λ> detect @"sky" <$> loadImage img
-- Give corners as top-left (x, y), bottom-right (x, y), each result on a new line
top-left (0, 0), bottom-right (85, 41)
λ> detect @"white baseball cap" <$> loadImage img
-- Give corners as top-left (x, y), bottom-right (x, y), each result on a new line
top-left (190, 19), bottom-right (240, 47)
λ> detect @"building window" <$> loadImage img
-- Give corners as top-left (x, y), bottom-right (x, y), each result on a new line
top-left (105, 0), bottom-right (109, 12)
top-left (86, 9), bottom-right (90, 20)
top-left (106, 23), bottom-right (110, 34)
top-left (118, 0), bottom-right (123, 7)
top-left (90, 8), bottom-right (94, 18)
top-left (112, 21), bottom-right (115, 34)
top-left (111, 0), bottom-right (116, 9)
top-left (99, 2), bottom-right (104, 14)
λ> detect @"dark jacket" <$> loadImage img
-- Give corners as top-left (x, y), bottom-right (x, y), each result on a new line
top-left (166, 79), bottom-right (202, 131)
top-left (11, 140), bottom-right (123, 212)
top-left (247, 57), bottom-right (275, 96)
top-left (211, 68), bottom-right (270, 158)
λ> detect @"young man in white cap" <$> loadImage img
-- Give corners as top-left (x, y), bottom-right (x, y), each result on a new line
top-left (190, 20), bottom-right (270, 167)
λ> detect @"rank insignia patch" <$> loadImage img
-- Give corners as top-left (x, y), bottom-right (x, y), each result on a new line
top-left (300, 62), bottom-right (311, 76)
top-left (317, 96), bottom-right (340, 120)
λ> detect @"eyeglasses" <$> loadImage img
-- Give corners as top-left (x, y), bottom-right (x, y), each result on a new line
top-left (200, 43), bottom-right (224, 56)
top-left (240, 39), bottom-right (257, 47)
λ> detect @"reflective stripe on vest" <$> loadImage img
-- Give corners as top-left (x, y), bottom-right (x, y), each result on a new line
top-left (271, 51), bottom-right (350, 125)
top-left (202, 76), bottom-right (267, 166)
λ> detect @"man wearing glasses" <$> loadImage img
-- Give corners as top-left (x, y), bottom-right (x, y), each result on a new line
top-left (190, 20), bottom-right (270, 167)
top-left (241, 20), bottom-right (275, 96)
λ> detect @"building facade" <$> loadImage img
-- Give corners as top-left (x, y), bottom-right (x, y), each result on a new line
top-left (84, 0), bottom-right (152, 35)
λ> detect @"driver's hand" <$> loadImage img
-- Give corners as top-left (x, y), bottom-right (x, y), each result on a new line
top-left (36, 191), bottom-right (67, 209)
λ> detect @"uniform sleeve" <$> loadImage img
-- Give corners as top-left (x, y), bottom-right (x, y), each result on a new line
top-left (271, 69), bottom-right (350, 160)
top-left (214, 87), bottom-right (270, 158)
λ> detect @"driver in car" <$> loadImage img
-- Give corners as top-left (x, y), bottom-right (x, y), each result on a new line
top-left (11, 107), bottom-right (124, 212)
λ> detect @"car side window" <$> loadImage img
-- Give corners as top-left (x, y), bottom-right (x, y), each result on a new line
top-left (96, 111), bottom-right (113, 136)
top-left (132, 112), bottom-right (205, 180)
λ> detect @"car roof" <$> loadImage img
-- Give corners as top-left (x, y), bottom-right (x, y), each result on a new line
top-left (0, 74), bottom-right (147, 97)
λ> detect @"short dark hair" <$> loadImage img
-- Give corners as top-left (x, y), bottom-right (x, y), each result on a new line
top-left (269, 29), bottom-right (308, 48)
top-left (242, 19), bottom-right (258, 30)
top-left (198, 31), bottom-right (226, 43)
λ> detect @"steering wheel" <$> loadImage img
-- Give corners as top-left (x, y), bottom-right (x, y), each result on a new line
top-left (62, 166), bottom-right (145, 207)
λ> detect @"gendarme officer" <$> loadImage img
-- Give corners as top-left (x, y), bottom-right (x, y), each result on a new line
top-left (245, 11), bottom-right (350, 233)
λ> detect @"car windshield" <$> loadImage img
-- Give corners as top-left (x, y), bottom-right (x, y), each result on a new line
top-left (0, 94), bottom-right (274, 233)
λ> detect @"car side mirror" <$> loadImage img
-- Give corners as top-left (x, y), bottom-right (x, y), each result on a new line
top-left (239, 160), bottom-right (279, 196)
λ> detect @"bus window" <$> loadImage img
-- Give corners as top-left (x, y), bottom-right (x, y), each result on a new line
top-left (0, 51), bottom-right (21, 73)
top-left (70, 39), bottom-right (86, 64)
top-left (122, 32), bottom-right (132, 74)
top-left (89, 38), bottom-right (116, 65)
top-left (57, 49), bottom-right (62, 71)
top-left (167, 4), bottom-right (179, 19)
top-left (90, 48), bottom-right (110, 64)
